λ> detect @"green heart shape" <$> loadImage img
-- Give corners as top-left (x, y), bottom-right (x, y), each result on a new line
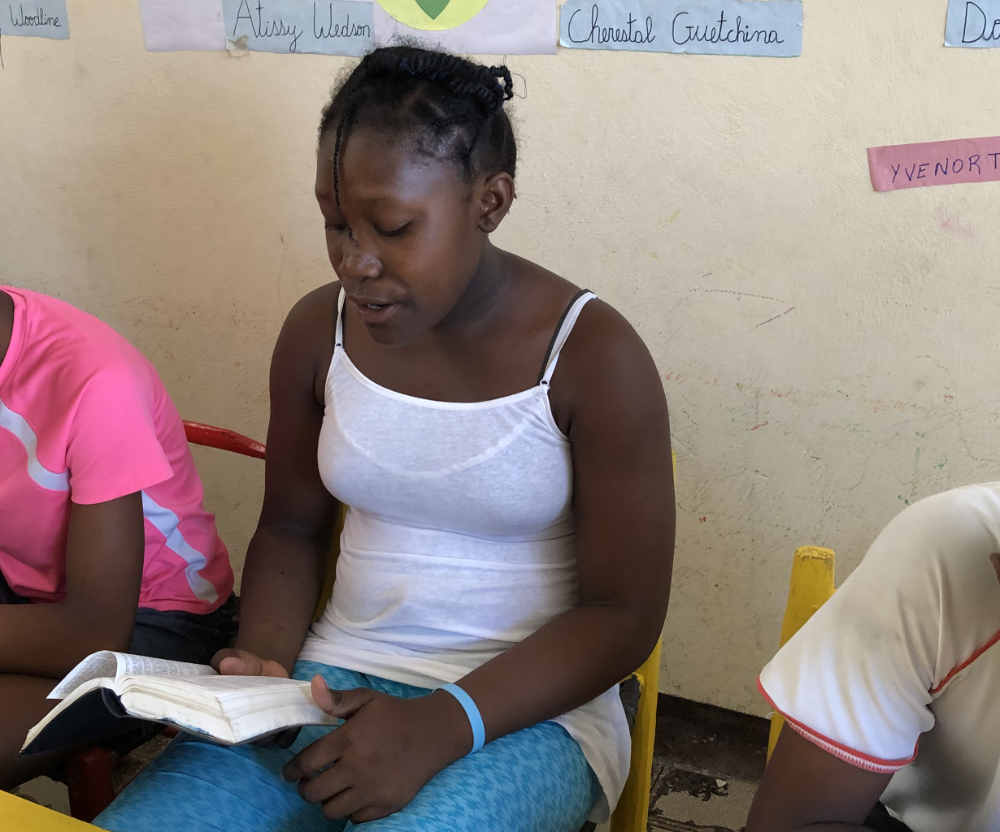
top-left (415, 0), bottom-right (451, 19)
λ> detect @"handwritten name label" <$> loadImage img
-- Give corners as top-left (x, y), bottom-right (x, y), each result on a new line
top-left (868, 136), bottom-right (1000, 192)
top-left (0, 1), bottom-right (69, 39)
top-left (221, 0), bottom-right (373, 56)
top-left (559, 0), bottom-right (801, 56)
top-left (945, 0), bottom-right (1000, 47)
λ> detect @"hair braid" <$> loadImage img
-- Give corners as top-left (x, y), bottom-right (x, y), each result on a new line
top-left (331, 94), bottom-right (363, 224)
top-left (319, 46), bottom-right (517, 206)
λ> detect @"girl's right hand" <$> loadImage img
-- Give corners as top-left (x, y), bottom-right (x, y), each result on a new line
top-left (211, 647), bottom-right (290, 678)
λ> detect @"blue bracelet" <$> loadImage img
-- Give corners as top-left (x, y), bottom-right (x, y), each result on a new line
top-left (439, 683), bottom-right (486, 753)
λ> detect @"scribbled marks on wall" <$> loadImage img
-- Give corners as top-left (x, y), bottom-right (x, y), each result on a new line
top-left (687, 287), bottom-right (796, 329)
top-left (755, 306), bottom-right (795, 328)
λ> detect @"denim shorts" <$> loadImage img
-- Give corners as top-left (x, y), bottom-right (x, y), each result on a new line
top-left (0, 569), bottom-right (239, 666)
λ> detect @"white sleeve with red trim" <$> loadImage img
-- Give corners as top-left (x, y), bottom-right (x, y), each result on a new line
top-left (759, 484), bottom-right (1000, 773)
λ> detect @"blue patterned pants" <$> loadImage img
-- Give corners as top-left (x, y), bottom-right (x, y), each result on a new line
top-left (94, 661), bottom-right (602, 832)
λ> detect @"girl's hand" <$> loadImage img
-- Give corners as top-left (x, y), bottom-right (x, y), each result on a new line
top-left (282, 676), bottom-right (471, 823)
top-left (211, 647), bottom-right (289, 678)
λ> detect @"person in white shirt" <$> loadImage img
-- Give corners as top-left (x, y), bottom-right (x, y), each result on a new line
top-left (747, 483), bottom-right (1000, 832)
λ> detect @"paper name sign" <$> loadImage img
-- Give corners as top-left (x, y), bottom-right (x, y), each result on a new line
top-left (222, 0), bottom-right (374, 55)
top-left (946, 0), bottom-right (1000, 47)
top-left (559, 0), bottom-right (802, 56)
top-left (0, 1), bottom-right (69, 39)
top-left (868, 136), bottom-right (1000, 192)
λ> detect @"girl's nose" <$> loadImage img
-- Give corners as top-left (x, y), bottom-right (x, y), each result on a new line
top-left (337, 236), bottom-right (382, 280)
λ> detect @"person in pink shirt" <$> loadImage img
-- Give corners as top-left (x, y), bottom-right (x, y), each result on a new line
top-left (0, 285), bottom-right (237, 788)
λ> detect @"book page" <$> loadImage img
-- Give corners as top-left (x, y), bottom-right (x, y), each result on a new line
top-left (48, 651), bottom-right (216, 700)
top-left (139, 675), bottom-right (309, 705)
top-left (115, 653), bottom-right (217, 681)
top-left (162, 675), bottom-right (297, 691)
top-left (48, 652), bottom-right (120, 699)
top-left (120, 676), bottom-right (336, 744)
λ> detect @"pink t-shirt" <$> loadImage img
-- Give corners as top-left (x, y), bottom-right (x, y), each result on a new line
top-left (0, 287), bottom-right (233, 614)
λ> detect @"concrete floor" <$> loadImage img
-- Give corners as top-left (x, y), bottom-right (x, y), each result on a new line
top-left (13, 694), bottom-right (767, 831)
top-left (642, 693), bottom-right (767, 831)
top-left (14, 775), bottom-right (71, 815)
top-left (646, 766), bottom-right (756, 831)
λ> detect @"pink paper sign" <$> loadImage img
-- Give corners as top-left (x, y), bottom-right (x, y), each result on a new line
top-left (868, 136), bottom-right (1000, 192)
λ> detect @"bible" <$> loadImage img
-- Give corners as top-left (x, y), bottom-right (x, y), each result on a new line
top-left (21, 651), bottom-right (336, 756)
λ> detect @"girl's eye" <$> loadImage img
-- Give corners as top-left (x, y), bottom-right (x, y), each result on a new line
top-left (377, 222), bottom-right (411, 239)
top-left (325, 222), bottom-right (347, 233)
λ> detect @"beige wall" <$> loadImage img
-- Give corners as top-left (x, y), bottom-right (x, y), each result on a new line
top-left (3, 0), bottom-right (998, 715)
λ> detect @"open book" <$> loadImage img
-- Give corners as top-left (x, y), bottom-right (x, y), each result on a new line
top-left (21, 651), bottom-right (337, 757)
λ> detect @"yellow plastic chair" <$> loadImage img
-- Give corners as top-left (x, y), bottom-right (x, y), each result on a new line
top-left (314, 503), bottom-right (346, 620)
top-left (2, 790), bottom-right (95, 832)
top-left (610, 450), bottom-right (673, 832)
top-left (609, 639), bottom-right (661, 832)
top-left (766, 546), bottom-right (836, 760)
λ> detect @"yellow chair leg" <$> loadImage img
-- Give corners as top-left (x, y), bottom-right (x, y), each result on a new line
top-left (766, 546), bottom-right (835, 761)
top-left (608, 449), bottom-right (673, 830)
top-left (611, 638), bottom-right (662, 832)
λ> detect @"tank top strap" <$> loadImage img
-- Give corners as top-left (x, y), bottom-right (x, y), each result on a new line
top-left (538, 290), bottom-right (597, 386)
top-left (335, 286), bottom-right (346, 349)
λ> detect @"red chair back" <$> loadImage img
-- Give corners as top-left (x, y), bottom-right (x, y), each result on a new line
top-left (183, 421), bottom-right (265, 459)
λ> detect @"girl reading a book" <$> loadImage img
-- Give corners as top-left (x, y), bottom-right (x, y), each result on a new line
top-left (0, 287), bottom-right (237, 788)
top-left (96, 46), bottom-right (674, 832)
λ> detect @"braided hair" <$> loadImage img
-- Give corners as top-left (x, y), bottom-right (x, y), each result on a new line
top-left (319, 46), bottom-right (516, 216)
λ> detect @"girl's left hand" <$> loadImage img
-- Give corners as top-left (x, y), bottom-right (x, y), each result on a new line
top-left (282, 676), bottom-right (472, 823)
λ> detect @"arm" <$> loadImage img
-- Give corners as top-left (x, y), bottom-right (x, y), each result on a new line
top-left (0, 493), bottom-right (144, 677)
top-left (746, 728), bottom-right (892, 831)
top-left (217, 287), bottom-right (340, 676)
top-left (456, 300), bottom-right (674, 736)
top-left (744, 492), bottom-right (992, 832)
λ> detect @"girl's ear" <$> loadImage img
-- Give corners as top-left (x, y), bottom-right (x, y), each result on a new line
top-left (477, 172), bottom-right (515, 233)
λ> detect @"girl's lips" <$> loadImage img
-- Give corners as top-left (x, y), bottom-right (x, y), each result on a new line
top-left (350, 298), bottom-right (403, 326)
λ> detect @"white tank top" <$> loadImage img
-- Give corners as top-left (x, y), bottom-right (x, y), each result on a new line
top-left (300, 287), bottom-right (630, 821)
